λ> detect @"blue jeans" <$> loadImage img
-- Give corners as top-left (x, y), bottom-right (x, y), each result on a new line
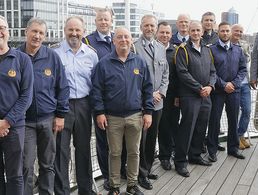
top-left (238, 83), bottom-right (251, 136)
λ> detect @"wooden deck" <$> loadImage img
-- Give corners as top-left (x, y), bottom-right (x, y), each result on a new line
top-left (75, 137), bottom-right (258, 195)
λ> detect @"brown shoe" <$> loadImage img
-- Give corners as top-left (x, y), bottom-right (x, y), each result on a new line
top-left (240, 136), bottom-right (250, 148)
top-left (239, 138), bottom-right (245, 150)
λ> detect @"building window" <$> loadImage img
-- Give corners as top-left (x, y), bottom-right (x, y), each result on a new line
top-left (7, 12), bottom-right (11, 28)
top-left (21, 30), bottom-right (25, 36)
top-left (14, 0), bottom-right (19, 10)
top-left (116, 21), bottom-right (125, 26)
top-left (7, 0), bottom-right (11, 10)
top-left (13, 29), bottom-right (18, 36)
top-left (14, 11), bottom-right (19, 28)
top-left (0, 1), bottom-right (4, 10)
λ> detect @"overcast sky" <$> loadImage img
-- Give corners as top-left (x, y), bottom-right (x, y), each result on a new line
top-left (77, 0), bottom-right (258, 35)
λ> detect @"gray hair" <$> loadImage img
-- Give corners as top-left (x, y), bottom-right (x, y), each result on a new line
top-left (141, 15), bottom-right (158, 25)
top-left (27, 17), bottom-right (47, 32)
top-left (0, 15), bottom-right (8, 28)
top-left (65, 16), bottom-right (85, 30)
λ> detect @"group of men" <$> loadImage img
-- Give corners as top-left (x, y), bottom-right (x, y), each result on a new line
top-left (156, 12), bottom-right (251, 178)
top-left (0, 14), bottom-right (98, 195)
top-left (0, 8), bottom-right (256, 195)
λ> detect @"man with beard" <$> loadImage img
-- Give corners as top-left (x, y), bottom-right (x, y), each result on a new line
top-left (53, 16), bottom-right (98, 195)
top-left (207, 22), bottom-right (247, 162)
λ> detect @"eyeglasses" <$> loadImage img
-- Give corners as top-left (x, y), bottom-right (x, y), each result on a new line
top-left (0, 26), bottom-right (7, 32)
top-left (116, 35), bottom-right (130, 40)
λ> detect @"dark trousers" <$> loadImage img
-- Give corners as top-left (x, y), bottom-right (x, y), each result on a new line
top-left (139, 109), bottom-right (162, 178)
top-left (174, 96), bottom-right (211, 168)
top-left (95, 121), bottom-right (127, 180)
top-left (23, 117), bottom-right (56, 195)
top-left (0, 126), bottom-right (25, 195)
top-left (54, 97), bottom-right (93, 195)
top-left (207, 92), bottom-right (240, 155)
top-left (158, 96), bottom-right (180, 161)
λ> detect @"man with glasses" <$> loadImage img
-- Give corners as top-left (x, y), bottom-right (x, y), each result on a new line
top-left (0, 15), bottom-right (33, 195)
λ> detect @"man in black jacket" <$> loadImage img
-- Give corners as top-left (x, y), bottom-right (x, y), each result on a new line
top-left (174, 21), bottom-right (216, 177)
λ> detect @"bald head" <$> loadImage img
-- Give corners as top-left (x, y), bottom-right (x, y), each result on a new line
top-left (176, 13), bottom-right (191, 36)
top-left (231, 24), bottom-right (244, 43)
top-left (113, 27), bottom-right (133, 55)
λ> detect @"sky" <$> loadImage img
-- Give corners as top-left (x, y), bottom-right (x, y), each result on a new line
top-left (78, 0), bottom-right (258, 35)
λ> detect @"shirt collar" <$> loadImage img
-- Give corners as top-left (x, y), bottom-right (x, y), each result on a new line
top-left (165, 42), bottom-right (170, 50)
top-left (219, 39), bottom-right (230, 49)
top-left (177, 33), bottom-right (189, 42)
top-left (62, 39), bottom-right (86, 54)
top-left (97, 31), bottom-right (111, 41)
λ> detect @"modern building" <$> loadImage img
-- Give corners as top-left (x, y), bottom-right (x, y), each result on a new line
top-left (0, 0), bottom-right (68, 44)
top-left (112, 0), bottom-right (165, 39)
top-left (68, 2), bottom-right (96, 35)
top-left (0, 0), bottom-right (97, 45)
top-left (221, 7), bottom-right (239, 25)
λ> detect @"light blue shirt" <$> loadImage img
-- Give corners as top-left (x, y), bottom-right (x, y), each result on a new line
top-left (177, 33), bottom-right (189, 42)
top-left (53, 40), bottom-right (98, 99)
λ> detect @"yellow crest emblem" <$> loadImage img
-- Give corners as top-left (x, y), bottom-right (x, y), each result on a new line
top-left (8, 69), bottom-right (16, 77)
top-left (133, 68), bottom-right (139, 75)
top-left (44, 68), bottom-right (52, 76)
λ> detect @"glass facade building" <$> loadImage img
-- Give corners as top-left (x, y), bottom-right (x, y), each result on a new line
top-left (1, 0), bottom-right (97, 44)
top-left (221, 7), bottom-right (239, 25)
top-left (112, 1), bottom-right (164, 39)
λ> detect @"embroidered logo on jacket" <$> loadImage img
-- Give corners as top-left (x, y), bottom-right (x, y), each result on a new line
top-left (8, 69), bottom-right (16, 77)
top-left (44, 68), bottom-right (52, 76)
top-left (133, 68), bottom-right (139, 75)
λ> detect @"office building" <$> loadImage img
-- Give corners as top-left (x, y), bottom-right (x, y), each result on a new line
top-left (221, 7), bottom-right (239, 25)
top-left (112, 0), bottom-right (165, 39)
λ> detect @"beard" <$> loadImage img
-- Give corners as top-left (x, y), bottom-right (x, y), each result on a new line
top-left (67, 36), bottom-right (80, 49)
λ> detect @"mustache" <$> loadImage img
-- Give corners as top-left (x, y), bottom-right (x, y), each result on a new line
top-left (69, 35), bottom-right (80, 39)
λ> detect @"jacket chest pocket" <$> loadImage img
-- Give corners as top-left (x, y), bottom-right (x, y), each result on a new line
top-left (35, 69), bottom-right (55, 91)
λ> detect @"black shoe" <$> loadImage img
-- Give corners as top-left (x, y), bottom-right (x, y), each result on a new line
top-left (104, 178), bottom-right (111, 191)
top-left (126, 184), bottom-right (144, 195)
top-left (175, 167), bottom-right (190, 177)
top-left (148, 173), bottom-right (158, 180)
top-left (160, 159), bottom-right (172, 170)
top-left (228, 151), bottom-right (245, 159)
top-left (107, 187), bottom-right (120, 195)
top-left (138, 177), bottom-right (153, 190)
top-left (189, 157), bottom-right (212, 166)
top-left (218, 144), bottom-right (225, 151)
top-left (208, 153), bottom-right (217, 162)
